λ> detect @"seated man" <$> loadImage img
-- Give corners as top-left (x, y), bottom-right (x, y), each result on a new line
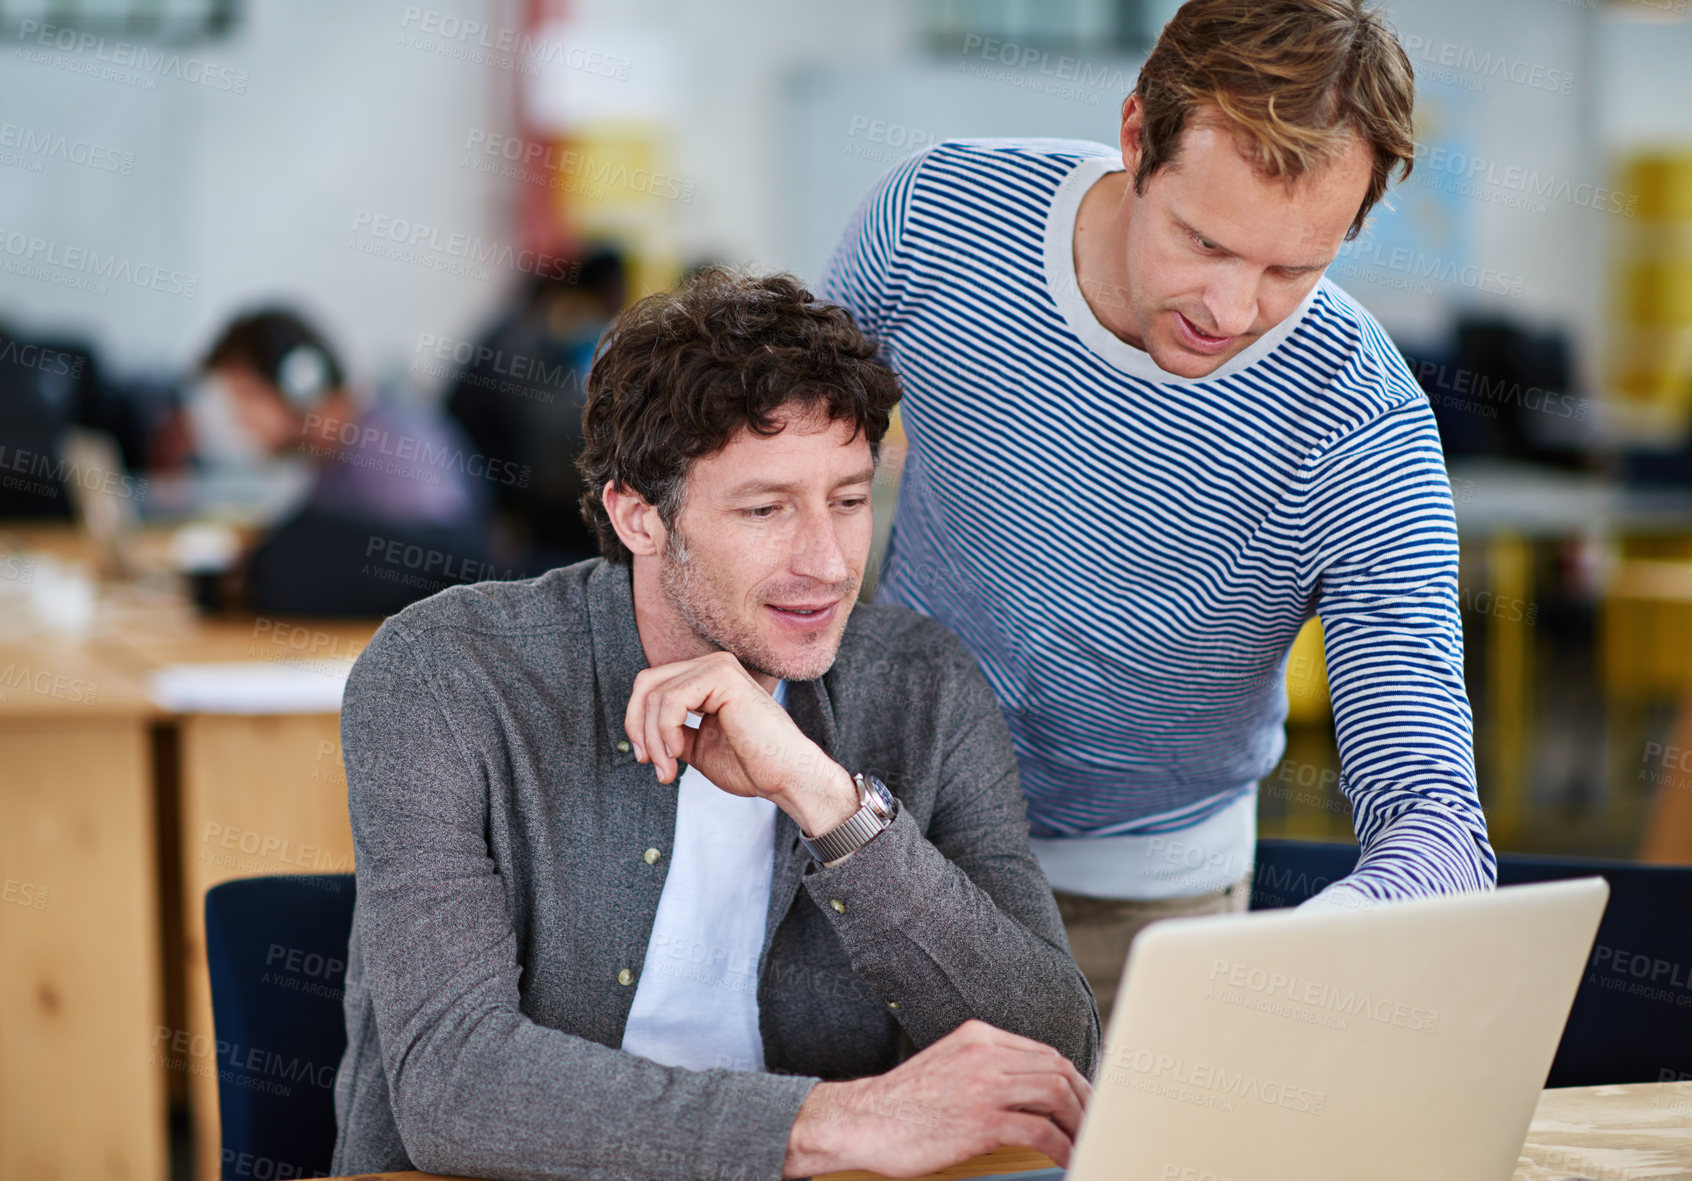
top-left (331, 267), bottom-right (1099, 1180)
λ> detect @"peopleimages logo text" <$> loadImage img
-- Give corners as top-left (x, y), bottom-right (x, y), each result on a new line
top-left (1103, 1041), bottom-right (1326, 1116)
top-left (0, 230), bottom-right (198, 297)
top-left (15, 20), bottom-right (248, 91)
top-left (400, 6), bottom-right (632, 79)
top-left (302, 412), bottom-right (530, 489)
top-left (463, 131), bottom-right (693, 203)
top-left (350, 211), bottom-right (580, 282)
top-left (1414, 145), bottom-right (1636, 218)
top-left (0, 122), bottom-right (134, 174)
top-left (1401, 35), bottom-right (1574, 94)
top-left (1333, 239), bottom-right (1526, 299)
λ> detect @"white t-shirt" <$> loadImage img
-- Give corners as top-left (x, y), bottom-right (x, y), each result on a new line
top-left (619, 681), bottom-right (786, 1072)
top-left (1028, 788), bottom-right (1257, 900)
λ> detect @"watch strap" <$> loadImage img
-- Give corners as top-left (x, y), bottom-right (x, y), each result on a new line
top-left (802, 773), bottom-right (894, 864)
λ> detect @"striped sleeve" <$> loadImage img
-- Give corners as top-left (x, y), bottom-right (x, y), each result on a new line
top-left (1298, 398), bottom-right (1498, 903)
top-left (816, 147), bottom-right (930, 339)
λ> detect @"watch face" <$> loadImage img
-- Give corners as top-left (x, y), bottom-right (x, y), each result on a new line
top-left (864, 774), bottom-right (894, 816)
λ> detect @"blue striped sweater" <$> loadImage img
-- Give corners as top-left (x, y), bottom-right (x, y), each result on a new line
top-left (819, 139), bottom-right (1496, 902)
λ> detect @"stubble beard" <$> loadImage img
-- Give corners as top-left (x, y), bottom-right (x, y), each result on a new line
top-left (657, 523), bottom-right (853, 683)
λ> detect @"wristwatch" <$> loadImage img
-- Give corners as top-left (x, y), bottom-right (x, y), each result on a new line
top-left (801, 772), bottom-right (896, 864)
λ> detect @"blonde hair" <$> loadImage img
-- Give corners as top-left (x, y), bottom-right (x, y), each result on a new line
top-left (1133, 0), bottom-right (1415, 240)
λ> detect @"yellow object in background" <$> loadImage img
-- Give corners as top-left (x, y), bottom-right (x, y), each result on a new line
top-left (552, 122), bottom-right (683, 299)
top-left (1633, 152), bottom-right (1692, 222)
top-left (1610, 150), bottom-right (1692, 431)
top-left (1603, 535), bottom-right (1692, 703)
top-left (885, 404), bottom-right (907, 448)
top-left (1285, 616), bottom-right (1331, 723)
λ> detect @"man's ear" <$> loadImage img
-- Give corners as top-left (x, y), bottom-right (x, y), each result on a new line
top-left (602, 480), bottom-right (664, 559)
top-left (1120, 93), bottom-right (1145, 176)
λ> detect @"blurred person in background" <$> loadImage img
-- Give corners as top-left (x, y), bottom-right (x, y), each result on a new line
top-left (445, 248), bottom-right (626, 571)
top-left (201, 308), bottom-right (486, 529)
top-left (823, 0), bottom-right (1496, 1013)
top-left (193, 308), bottom-right (497, 615)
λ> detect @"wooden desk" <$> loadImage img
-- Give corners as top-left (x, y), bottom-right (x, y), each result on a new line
top-left (0, 640), bottom-right (168, 1181)
top-left (1515, 1080), bottom-right (1692, 1179)
top-left (317, 1081), bottom-right (1692, 1181)
top-left (105, 616), bottom-right (378, 1181)
top-left (0, 545), bottom-right (379, 1181)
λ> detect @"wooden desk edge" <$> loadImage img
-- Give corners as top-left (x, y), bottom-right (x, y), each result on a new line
top-left (311, 1080), bottom-right (1692, 1181)
top-left (327, 1158), bottom-right (1056, 1181)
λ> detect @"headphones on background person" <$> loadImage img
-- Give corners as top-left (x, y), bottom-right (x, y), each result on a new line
top-left (256, 314), bottom-right (342, 410)
top-left (202, 307), bottom-right (346, 411)
top-left (274, 343), bottom-right (333, 408)
top-left (188, 309), bottom-right (348, 465)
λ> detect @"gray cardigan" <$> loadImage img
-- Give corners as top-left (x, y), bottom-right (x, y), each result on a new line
top-left (330, 557), bottom-right (1099, 1181)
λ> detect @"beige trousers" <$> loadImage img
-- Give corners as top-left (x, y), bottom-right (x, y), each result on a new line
top-left (1054, 877), bottom-right (1252, 1020)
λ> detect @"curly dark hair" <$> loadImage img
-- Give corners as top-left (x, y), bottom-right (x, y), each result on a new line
top-left (577, 266), bottom-right (902, 565)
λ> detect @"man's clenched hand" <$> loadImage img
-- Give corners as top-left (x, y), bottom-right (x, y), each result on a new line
top-left (782, 1019), bottom-right (1092, 1178)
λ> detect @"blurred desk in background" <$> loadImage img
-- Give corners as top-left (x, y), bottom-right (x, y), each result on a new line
top-left (1607, 559), bottom-right (1692, 865)
top-left (1450, 459), bottom-right (1692, 539)
top-left (1446, 460), bottom-right (1692, 856)
top-left (136, 464), bottom-right (312, 529)
top-left (0, 523), bottom-right (380, 1181)
top-left (107, 617), bottom-right (377, 1181)
top-left (1263, 461), bottom-right (1692, 852)
top-left (0, 640), bottom-right (168, 1181)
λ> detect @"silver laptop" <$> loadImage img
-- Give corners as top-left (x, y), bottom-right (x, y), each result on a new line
top-left (1005, 877), bottom-right (1608, 1181)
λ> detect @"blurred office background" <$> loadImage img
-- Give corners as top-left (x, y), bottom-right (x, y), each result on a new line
top-left (1, 1), bottom-right (1691, 1179)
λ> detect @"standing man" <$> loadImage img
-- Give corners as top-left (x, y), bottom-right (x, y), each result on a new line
top-left (821, 0), bottom-right (1496, 1012)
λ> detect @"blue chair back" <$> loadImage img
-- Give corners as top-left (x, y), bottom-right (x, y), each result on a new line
top-left (1251, 839), bottom-right (1692, 1087)
top-left (1249, 837), bottom-right (1361, 909)
top-left (204, 874), bottom-right (356, 1181)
